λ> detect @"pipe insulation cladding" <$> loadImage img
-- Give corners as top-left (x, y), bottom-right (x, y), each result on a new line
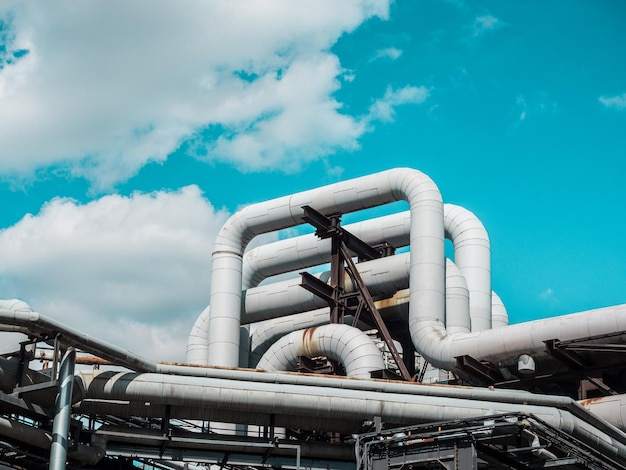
top-left (207, 168), bottom-right (445, 367)
top-left (189, 203), bottom-right (494, 364)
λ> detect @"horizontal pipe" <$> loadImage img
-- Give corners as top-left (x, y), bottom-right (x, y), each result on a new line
top-left (74, 369), bottom-right (626, 462)
top-left (242, 252), bottom-right (411, 324)
top-left (0, 306), bottom-right (157, 373)
top-left (417, 303), bottom-right (626, 373)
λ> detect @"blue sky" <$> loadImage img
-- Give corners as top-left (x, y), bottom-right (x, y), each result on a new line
top-left (0, 1), bottom-right (625, 360)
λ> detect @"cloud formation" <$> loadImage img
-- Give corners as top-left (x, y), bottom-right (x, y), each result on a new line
top-left (599, 93), bottom-right (626, 110)
top-left (0, 0), bottom-right (393, 189)
top-left (0, 186), bottom-right (230, 361)
top-left (472, 15), bottom-right (505, 37)
top-left (371, 47), bottom-right (403, 62)
top-left (368, 85), bottom-right (430, 122)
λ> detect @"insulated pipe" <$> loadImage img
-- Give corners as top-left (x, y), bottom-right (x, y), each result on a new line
top-left (187, 305), bottom-right (211, 365)
top-left (0, 306), bottom-right (157, 373)
top-left (3, 332), bottom-right (624, 446)
top-left (193, 256), bottom-right (465, 366)
top-left (578, 395), bottom-right (626, 432)
top-left (191, 202), bottom-right (490, 365)
top-left (207, 168), bottom-right (444, 367)
top-left (242, 252), bottom-right (411, 324)
top-left (241, 211), bottom-right (412, 290)
top-left (443, 204), bottom-right (491, 331)
top-left (188, 253), bottom-right (413, 364)
top-left (256, 324), bottom-right (385, 379)
top-left (249, 309), bottom-right (331, 367)
top-left (491, 291), bottom-right (509, 328)
top-left (74, 369), bottom-right (626, 462)
top-left (49, 347), bottom-right (76, 470)
top-left (0, 299), bottom-right (35, 355)
top-left (414, 303), bottom-right (626, 372)
top-left (445, 259), bottom-right (470, 335)
top-left (247, 259), bottom-right (469, 368)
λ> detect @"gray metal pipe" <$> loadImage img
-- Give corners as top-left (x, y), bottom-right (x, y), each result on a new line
top-left (0, 306), bottom-right (157, 373)
top-left (491, 291), bottom-right (509, 328)
top-left (207, 168), bottom-right (445, 367)
top-left (242, 251), bottom-right (411, 324)
top-left (74, 369), bottom-right (626, 462)
top-left (49, 348), bottom-right (76, 470)
top-left (413, 303), bottom-right (626, 373)
top-left (445, 259), bottom-right (470, 334)
top-left (443, 204), bottom-right (491, 331)
top-left (578, 394), bottom-right (626, 432)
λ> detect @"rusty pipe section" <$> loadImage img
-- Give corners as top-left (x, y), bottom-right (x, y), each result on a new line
top-left (207, 168), bottom-right (444, 367)
top-left (578, 394), bottom-right (626, 432)
top-left (256, 324), bottom-right (385, 379)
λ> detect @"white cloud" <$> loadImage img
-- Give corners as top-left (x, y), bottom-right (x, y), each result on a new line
top-left (599, 93), bottom-right (626, 110)
top-left (371, 47), bottom-right (403, 62)
top-left (0, 0), bottom-right (391, 190)
top-left (510, 92), bottom-right (558, 127)
top-left (367, 85), bottom-right (430, 123)
top-left (0, 186), bottom-right (232, 361)
top-left (472, 15), bottom-right (505, 37)
top-left (539, 288), bottom-right (554, 301)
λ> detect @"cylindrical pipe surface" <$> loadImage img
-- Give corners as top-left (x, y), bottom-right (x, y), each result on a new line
top-left (49, 348), bottom-right (76, 470)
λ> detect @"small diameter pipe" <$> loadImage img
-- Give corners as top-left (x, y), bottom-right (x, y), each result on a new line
top-left (49, 348), bottom-right (76, 470)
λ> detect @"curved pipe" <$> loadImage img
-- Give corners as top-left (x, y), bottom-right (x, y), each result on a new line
top-left (491, 291), bottom-right (509, 328)
top-left (443, 204), bottom-right (491, 331)
top-left (193, 201), bottom-right (490, 365)
top-left (414, 303), bottom-right (626, 372)
top-left (207, 168), bottom-right (444, 366)
top-left (256, 324), bottom-right (385, 379)
top-left (247, 259), bottom-right (469, 368)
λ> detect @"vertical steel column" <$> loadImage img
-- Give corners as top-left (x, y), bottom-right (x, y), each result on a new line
top-left (49, 347), bottom-right (76, 470)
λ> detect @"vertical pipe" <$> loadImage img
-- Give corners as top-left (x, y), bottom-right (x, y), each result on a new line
top-left (49, 347), bottom-right (76, 470)
top-left (443, 204), bottom-right (491, 332)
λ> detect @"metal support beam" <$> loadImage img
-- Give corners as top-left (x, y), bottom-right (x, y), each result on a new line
top-left (340, 245), bottom-right (412, 381)
top-left (455, 355), bottom-right (504, 385)
top-left (301, 206), bottom-right (382, 261)
top-left (299, 205), bottom-right (411, 380)
top-left (49, 347), bottom-right (76, 470)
